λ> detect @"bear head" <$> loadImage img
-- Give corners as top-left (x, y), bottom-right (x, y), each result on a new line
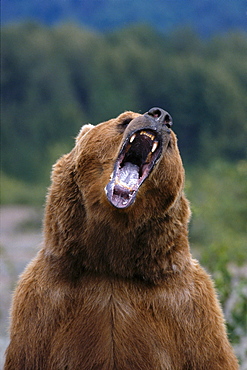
top-left (44, 108), bottom-right (191, 283)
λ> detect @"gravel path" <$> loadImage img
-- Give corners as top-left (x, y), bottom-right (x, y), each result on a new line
top-left (0, 206), bottom-right (43, 368)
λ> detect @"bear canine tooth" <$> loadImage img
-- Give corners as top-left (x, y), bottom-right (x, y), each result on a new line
top-left (151, 141), bottom-right (159, 153)
top-left (130, 134), bottom-right (136, 143)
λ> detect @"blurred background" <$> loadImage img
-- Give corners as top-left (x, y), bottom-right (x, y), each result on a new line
top-left (1, 0), bottom-right (247, 367)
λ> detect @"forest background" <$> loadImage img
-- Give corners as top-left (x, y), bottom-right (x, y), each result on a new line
top-left (1, 0), bottom-right (247, 366)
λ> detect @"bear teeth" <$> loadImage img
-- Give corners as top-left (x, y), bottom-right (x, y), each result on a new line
top-left (130, 134), bottom-right (136, 143)
top-left (140, 131), bottom-right (155, 140)
top-left (151, 141), bottom-right (159, 153)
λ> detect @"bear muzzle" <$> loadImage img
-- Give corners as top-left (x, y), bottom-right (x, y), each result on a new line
top-left (105, 107), bottom-right (172, 209)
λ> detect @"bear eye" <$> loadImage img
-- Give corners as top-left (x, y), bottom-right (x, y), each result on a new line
top-left (121, 118), bottom-right (132, 127)
top-left (118, 117), bottom-right (132, 132)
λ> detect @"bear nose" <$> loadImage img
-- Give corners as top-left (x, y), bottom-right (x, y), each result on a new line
top-left (146, 107), bottom-right (173, 128)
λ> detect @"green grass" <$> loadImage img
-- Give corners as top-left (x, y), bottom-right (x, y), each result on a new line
top-left (1, 172), bottom-right (47, 206)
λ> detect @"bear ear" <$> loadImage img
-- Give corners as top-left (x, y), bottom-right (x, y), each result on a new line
top-left (76, 124), bottom-right (94, 144)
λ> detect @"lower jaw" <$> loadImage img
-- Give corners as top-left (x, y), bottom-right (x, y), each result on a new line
top-left (106, 181), bottom-right (138, 209)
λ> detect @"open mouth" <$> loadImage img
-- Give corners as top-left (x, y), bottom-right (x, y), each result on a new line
top-left (105, 129), bottom-right (162, 209)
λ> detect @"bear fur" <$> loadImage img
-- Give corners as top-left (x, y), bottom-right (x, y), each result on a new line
top-left (5, 108), bottom-right (238, 369)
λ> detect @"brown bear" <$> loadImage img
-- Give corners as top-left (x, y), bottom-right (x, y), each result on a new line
top-left (5, 108), bottom-right (238, 369)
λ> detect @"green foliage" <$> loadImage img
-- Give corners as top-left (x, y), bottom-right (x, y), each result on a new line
top-left (1, 23), bottom-right (85, 182)
top-left (0, 172), bottom-right (46, 205)
top-left (186, 160), bottom-right (247, 346)
top-left (187, 160), bottom-right (247, 264)
top-left (1, 23), bottom-right (247, 185)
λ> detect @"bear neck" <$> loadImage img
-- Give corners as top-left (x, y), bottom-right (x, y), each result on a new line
top-left (44, 187), bottom-right (191, 285)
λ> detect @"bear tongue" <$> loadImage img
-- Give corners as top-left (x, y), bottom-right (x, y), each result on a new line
top-left (118, 162), bottom-right (139, 188)
top-left (109, 162), bottom-right (139, 208)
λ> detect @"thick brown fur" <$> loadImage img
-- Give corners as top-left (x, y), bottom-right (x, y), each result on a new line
top-left (5, 110), bottom-right (238, 369)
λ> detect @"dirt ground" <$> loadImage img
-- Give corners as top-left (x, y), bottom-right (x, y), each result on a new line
top-left (0, 206), bottom-right (43, 368)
